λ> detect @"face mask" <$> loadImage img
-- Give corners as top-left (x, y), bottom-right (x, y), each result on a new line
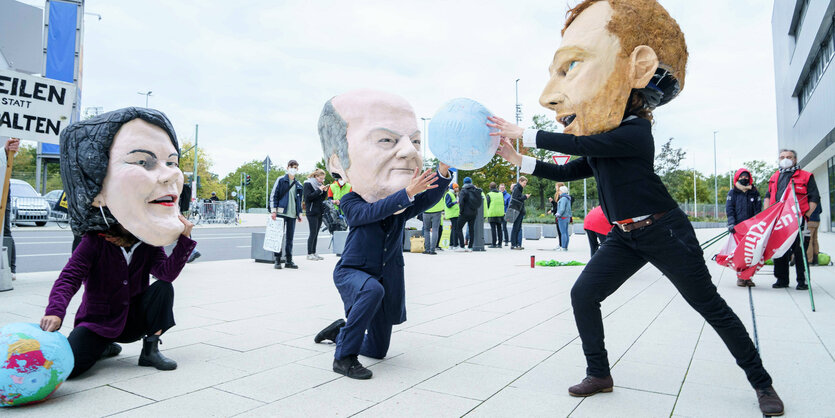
top-left (337, 179), bottom-right (345, 186)
top-left (287, 168), bottom-right (298, 175)
top-left (779, 158), bottom-right (794, 169)
top-left (739, 178), bottom-right (750, 186)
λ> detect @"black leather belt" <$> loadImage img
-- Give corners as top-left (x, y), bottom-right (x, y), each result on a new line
top-left (617, 211), bottom-right (668, 232)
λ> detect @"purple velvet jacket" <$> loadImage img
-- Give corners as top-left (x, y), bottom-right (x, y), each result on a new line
top-left (45, 232), bottom-right (196, 338)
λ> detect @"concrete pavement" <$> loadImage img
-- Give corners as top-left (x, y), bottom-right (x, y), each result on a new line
top-left (2, 228), bottom-right (834, 416)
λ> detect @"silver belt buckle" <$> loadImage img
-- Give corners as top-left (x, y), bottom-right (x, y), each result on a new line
top-left (617, 222), bottom-right (629, 232)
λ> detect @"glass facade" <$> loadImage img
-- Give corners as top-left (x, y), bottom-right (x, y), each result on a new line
top-left (798, 19), bottom-right (835, 112)
top-left (829, 157), bottom-right (835, 231)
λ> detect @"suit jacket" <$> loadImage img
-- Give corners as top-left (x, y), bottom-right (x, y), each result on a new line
top-left (334, 170), bottom-right (451, 325)
top-left (529, 117), bottom-right (677, 222)
top-left (45, 233), bottom-right (196, 338)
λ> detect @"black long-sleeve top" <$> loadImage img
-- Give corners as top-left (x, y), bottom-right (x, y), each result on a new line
top-left (528, 117), bottom-right (678, 222)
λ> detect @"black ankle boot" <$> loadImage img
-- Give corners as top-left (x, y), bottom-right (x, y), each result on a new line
top-left (138, 335), bottom-right (177, 371)
top-left (100, 342), bottom-right (122, 358)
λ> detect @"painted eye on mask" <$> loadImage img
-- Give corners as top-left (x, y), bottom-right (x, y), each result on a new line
top-left (567, 61), bottom-right (578, 72)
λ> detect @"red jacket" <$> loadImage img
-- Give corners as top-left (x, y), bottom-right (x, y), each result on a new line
top-left (583, 206), bottom-right (613, 236)
top-left (767, 169), bottom-right (812, 215)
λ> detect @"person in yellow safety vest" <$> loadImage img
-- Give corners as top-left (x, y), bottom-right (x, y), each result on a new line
top-left (444, 184), bottom-right (462, 251)
top-left (328, 173), bottom-right (352, 214)
top-left (485, 182), bottom-right (506, 248)
top-left (422, 191), bottom-right (446, 254)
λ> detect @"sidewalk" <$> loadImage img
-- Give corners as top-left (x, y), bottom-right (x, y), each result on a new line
top-left (2, 228), bottom-right (834, 417)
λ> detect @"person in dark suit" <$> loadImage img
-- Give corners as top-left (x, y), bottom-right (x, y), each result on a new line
top-left (312, 89), bottom-right (451, 379)
top-left (303, 168), bottom-right (329, 260)
top-left (41, 107), bottom-right (196, 379)
top-left (269, 160), bottom-right (303, 269)
top-left (487, 1), bottom-right (782, 415)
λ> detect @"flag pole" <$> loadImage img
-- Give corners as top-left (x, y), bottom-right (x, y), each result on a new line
top-left (790, 180), bottom-right (815, 312)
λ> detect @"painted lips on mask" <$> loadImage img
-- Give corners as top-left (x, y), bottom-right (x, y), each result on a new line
top-left (149, 194), bottom-right (178, 207)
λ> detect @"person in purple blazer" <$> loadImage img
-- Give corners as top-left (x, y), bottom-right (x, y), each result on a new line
top-left (40, 107), bottom-right (196, 379)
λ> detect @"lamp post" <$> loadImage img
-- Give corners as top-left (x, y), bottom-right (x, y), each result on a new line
top-left (421, 117), bottom-right (431, 169)
top-left (713, 130), bottom-right (718, 219)
top-left (137, 90), bottom-right (152, 108)
top-left (515, 78), bottom-right (521, 183)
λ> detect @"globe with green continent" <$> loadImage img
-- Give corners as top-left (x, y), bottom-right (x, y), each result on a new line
top-left (1, 322), bottom-right (74, 407)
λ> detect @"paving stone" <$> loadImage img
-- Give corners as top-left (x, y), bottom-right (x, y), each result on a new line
top-left (111, 387), bottom-right (263, 417)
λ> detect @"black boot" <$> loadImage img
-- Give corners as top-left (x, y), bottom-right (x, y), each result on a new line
top-left (100, 342), bottom-right (122, 358)
top-left (333, 355), bottom-right (372, 379)
top-left (284, 257), bottom-right (298, 269)
top-left (314, 319), bottom-right (346, 343)
top-left (138, 335), bottom-right (177, 371)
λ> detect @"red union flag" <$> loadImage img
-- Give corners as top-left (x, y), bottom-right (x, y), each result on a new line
top-left (716, 187), bottom-right (800, 280)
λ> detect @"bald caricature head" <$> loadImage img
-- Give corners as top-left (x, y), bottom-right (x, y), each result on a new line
top-left (318, 89), bottom-right (423, 203)
top-left (539, 0), bottom-right (687, 135)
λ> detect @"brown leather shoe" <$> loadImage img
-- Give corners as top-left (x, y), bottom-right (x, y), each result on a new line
top-left (568, 375), bottom-right (614, 397)
top-left (737, 279), bottom-right (747, 287)
top-left (756, 386), bottom-right (784, 416)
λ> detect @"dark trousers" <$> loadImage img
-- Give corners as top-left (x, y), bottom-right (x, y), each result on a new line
top-left (510, 215), bottom-right (524, 247)
top-left (449, 218), bottom-right (463, 248)
top-left (67, 280), bottom-right (176, 379)
top-left (489, 221), bottom-right (502, 246)
top-left (273, 216), bottom-right (297, 262)
top-left (586, 230), bottom-right (607, 257)
top-left (459, 216), bottom-right (476, 249)
top-left (501, 218), bottom-right (510, 243)
top-left (773, 235), bottom-right (809, 285)
top-left (3, 201), bottom-right (14, 273)
top-left (571, 209), bottom-right (771, 389)
top-left (334, 278), bottom-right (392, 360)
top-left (307, 214), bottom-right (322, 254)
top-left (555, 217), bottom-right (562, 245)
top-left (436, 223), bottom-right (444, 249)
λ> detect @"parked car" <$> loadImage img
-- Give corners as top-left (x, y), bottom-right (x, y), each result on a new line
top-left (44, 189), bottom-right (68, 222)
top-left (10, 179), bottom-right (50, 227)
top-left (44, 189), bottom-right (63, 208)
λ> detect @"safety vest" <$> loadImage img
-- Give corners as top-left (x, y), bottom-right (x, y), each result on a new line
top-left (444, 190), bottom-right (460, 219)
top-left (329, 182), bottom-right (352, 211)
top-left (486, 191), bottom-right (505, 217)
top-left (426, 195), bottom-right (446, 213)
top-left (768, 169), bottom-right (813, 215)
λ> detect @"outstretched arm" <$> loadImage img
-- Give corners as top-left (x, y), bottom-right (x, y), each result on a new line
top-left (42, 234), bottom-right (99, 331)
top-left (343, 168), bottom-right (445, 227)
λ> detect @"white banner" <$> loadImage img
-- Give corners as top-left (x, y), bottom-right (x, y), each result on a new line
top-left (0, 69), bottom-right (76, 144)
top-left (263, 217), bottom-right (286, 253)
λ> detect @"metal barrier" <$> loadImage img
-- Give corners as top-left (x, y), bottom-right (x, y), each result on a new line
top-left (190, 200), bottom-right (239, 224)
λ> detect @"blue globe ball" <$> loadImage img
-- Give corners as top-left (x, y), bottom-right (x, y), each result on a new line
top-left (1, 323), bottom-right (74, 407)
top-left (428, 98), bottom-right (499, 170)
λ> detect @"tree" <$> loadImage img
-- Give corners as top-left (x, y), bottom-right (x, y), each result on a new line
top-left (741, 160), bottom-right (776, 196)
top-left (221, 160), bottom-right (285, 211)
top-left (179, 141), bottom-right (226, 200)
top-left (654, 137), bottom-right (687, 177)
top-left (10, 143), bottom-right (63, 193)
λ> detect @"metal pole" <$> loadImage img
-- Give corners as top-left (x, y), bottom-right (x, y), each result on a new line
top-left (515, 78), bottom-right (520, 183)
top-left (421, 117), bottom-right (430, 169)
top-left (790, 181), bottom-right (815, 311)
top-left (693, 154), bottom-right (697, 218)
top-left (192, 124), bottom-right (198, 202)
top-left (137, 90), bottom-right (152, 108)
top-left (265, 166), bottom-right (269, 210)
top-left (713, 131), bottom-right (718, 219)
top-left (583, 178), bottom-right (587, 216)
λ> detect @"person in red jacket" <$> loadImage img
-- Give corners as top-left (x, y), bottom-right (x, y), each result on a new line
top-left (583, 206), bottom-right (612, 257)
top-left (765, 149), bottom-right (820, 290)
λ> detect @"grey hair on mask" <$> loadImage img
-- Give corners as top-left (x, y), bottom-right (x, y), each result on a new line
top-left (318, 100), bottom-right (350, 172)
top-left (779, 149), bottom-right (797, 159)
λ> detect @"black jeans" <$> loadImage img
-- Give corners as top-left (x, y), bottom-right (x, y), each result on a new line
top-left (501, 218), bottom-right (510, 243)
top-left (3, 195), bottom-right (14, 273)
top-left (307, 214), bottom-right (322, 254)
top-left (571, 208), bottom-right (771, 389)
top-left (586, 230), bottom-right (607, 257)
top-left (510, 215), bottom-right (524, 247)
top-left (489, 221), bottom-right (502, 246)
top-left (449, 218), bottom-right (463, 248)
top-left (273, 216), bottom-right (297, 262)
top-left (459, 216), bottom-right (476, 249)
top-left (773, 235), bottom-right (809, 286)
top-left (67, 280), bottom-right (176, 379)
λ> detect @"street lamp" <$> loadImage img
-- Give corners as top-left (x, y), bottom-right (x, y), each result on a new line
top-left (421, 117), bottom-right (431, 169)
top-left (515, 78), bottom-right (521, 183)
top-left (137, 90), bottom-right (153, 108)
top-left (713, 130), bottom-right (718, 219)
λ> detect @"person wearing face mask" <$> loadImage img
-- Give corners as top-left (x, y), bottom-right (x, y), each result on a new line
top-left (270, 160), bottom-right (304, 269)
top-left (725, 168), bottom-right (762, 287)
top-left (765, 149), bottom-right (820, 290)
top-left (328, 173), bottom-right (352, 215)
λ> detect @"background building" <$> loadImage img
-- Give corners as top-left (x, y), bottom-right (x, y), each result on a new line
top-left (772, 0), bottom-right (835, 231)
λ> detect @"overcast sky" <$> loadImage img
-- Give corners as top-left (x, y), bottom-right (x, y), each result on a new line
top-left (20, 0), bottom-right (779, 178)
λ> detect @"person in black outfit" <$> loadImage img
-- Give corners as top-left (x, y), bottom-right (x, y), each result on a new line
top-left (303, 169), bottom-right (329, 261)
top-left (487, 3), bottom-right (781, 414)
top-left (509, 178), bottom-right (529, 250)
top-left (457, 177), bottom-right (481, 251)
top-left (725, 168), bottom-right (762, 287)
top-left (3, 138), bottom-right (19, 280)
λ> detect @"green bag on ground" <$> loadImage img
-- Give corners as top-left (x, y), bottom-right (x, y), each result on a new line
top-left (818, 253), bottom-right (831, 266)
top-left (535, 260), bottom-right (586, 267)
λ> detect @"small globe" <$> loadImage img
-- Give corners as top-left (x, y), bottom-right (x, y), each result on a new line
top-left (428, 98), bottom-right (499, 170)
top-left (0, 323), bottom-right (74, 407)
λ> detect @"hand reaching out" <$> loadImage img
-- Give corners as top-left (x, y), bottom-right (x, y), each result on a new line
top-left (487, 116), bottom-right (524, 139)
top-left (495, 137), bottom-right (523, 166)
top-left (40, 315), bottom-right (62, 332)
top-left (405, 168), bottom-right (439, 198)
